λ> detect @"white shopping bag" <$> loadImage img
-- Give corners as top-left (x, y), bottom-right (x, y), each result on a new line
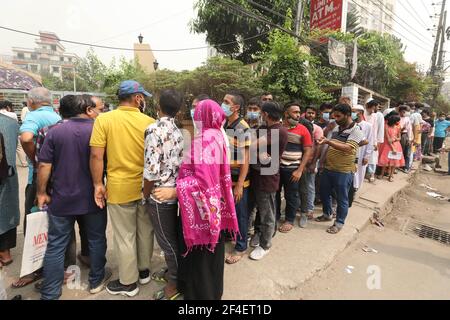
top-left (20, 211), bottom-right (49, 277)
top-left (388, 151), bottom-right (402, 160)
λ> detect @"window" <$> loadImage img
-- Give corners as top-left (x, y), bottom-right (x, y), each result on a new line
top-left (51, 45), bottom-right (57, 51)
top-left (52, 66), bottom-right (60, 73)
top-left (30, 65), bottom-right (38, 73)
top-left (31, 54), bottom-right (37, 60)
top-left (60, 56), bottom-right (64, 62)
top-left (17, 52), bottom-right (25, 59)
top-left (68, 57), bottom-right (72, 62)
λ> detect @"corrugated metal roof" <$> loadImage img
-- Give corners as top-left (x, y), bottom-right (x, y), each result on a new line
top-left (0, 62), bottom-right (42, 90)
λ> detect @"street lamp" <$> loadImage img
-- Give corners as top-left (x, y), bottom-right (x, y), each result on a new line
top-left (153, 60), bottom-right (159, 71)
top-left (138, 34), bottom-right (143, 44)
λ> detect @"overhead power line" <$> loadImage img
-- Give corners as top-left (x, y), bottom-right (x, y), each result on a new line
top-left (0, 25), bottom-right (268, 53)
top-left (350, 0), bottom-right (432, 54)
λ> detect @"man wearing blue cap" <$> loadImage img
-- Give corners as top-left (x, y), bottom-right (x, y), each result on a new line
top-left (90, 80), bottom-right (155, 297)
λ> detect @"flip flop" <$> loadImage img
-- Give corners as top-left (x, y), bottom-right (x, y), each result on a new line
top-left (151, 268), bottom-right (168, 284)
top-left (278, 222), bottom-right (294, 233)
top-left (225, 251), bottom-right (245, 264)
top-left (153, 289), bottom-right (182, 300)
top-left (326, 225), bottom-right (342, 234)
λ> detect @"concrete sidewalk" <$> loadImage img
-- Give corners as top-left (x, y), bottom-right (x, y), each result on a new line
top-left (222, 169), bottom-right (412, 300)
top-left (2, 166), bottom-right (412, 300)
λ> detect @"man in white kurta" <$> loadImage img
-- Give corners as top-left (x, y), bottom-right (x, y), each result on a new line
top-left (364, 100), bottom-right (381, 182)
top-left (353, 105), bottom-right (373, 190)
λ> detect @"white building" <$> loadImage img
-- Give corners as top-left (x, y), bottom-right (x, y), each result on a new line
top-left (11, 31), bottom-right (78, 79)
top-left (348, 0), bottom-right (396, 34)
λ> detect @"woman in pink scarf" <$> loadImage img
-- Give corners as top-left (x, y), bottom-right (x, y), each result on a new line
top-left (176, 99), bottom-right (238, 300)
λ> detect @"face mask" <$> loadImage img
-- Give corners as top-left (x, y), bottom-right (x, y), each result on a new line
top-left (287, 116), bottom-right (299, 127)
top-left (190, 109), bottom-right (195, 119)
top-left (221, 103), bottom-right (233, 117)
top-left (247, 111), bottom-right (260, 121)
top-left (351, 112), bottom-right (358, 121)
top-left (322, 112), bottom-right (330, 121)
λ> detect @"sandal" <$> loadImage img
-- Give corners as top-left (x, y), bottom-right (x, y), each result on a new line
top-left (278, 222), bottom-right (294, 233)
top-left (326, 225), bottom-right (342, 234)
top-left (11, 271), bottom-right (43, 289)
top-left (225, 251), bottom-right (245, 264)
top-left (307, 212), bottom-right (314, 219)
top-left (151, 268), bottom-right (168, 284)
top-left (315, 215), bottom-right (332, 222)
top-left (388, 176), bottom-right (394, 182)
top-left (153, 289), bottom-right (182, 300)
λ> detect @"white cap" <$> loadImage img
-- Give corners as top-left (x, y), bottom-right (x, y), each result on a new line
top-left (353, 104), bottom-right (365, 112)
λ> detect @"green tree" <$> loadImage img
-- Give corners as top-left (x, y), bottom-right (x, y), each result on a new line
top-left (74, 48), bottom-right (107, 92)
top-left (386, 61), bottom-right (433, 103)
top-left (258, 13), bottom-right (330, 104)
top-left (192, 0), bottom-right (297, 63)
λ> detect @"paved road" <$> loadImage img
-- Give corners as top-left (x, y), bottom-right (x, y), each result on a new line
top-left (292, 168), bottom-right (450, 300)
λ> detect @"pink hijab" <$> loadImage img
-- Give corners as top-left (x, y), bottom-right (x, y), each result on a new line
top-left (176, 99), bottom-right (238, 254)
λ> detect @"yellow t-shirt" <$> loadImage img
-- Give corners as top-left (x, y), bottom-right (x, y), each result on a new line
top-left (90, 106), bottom-right (155, 204)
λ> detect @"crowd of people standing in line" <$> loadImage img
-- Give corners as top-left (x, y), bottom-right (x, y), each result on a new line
top-left (0, 81), bottom-right (449, 300)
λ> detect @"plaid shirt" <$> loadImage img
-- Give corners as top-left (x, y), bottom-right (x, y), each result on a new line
top-left (35, 120), bottom-right (64, 162)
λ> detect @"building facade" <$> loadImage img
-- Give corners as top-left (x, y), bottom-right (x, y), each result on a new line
top-left (348, 0), bottom-right (396, 34)
top-left (11, 31), bottom-right (78, 79)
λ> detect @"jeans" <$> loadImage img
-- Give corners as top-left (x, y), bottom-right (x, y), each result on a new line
top-left (146, 200), bottom-right (179, 283)
top-left (254, 191), bottom-right (277, 250)
top-left (41, 211), bottom-right (107, 300)
top-left (247, 187), bottom-right (258, 233)
top-left (421, 133), bottom-right (431, 155)
top-left (234, 188), bottom-right (249, 252)
top-left (401, 133), bottom-right (411, 171)
top-left (299, 171), bottom-right (316, 214)
top-left (320, 169), bottom-right (353, 228)
top-left (276, 167), bottom-right (300, 224)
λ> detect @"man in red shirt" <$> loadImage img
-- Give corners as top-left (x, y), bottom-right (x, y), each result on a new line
top-left (276, 102), bottom-right (313, 233)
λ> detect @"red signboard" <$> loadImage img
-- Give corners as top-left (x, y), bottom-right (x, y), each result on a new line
top-left (310, 0), bottom-right (344, 31)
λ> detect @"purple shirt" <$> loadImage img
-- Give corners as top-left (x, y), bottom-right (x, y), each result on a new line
top-left (39, 118), bottom-right (101, 216)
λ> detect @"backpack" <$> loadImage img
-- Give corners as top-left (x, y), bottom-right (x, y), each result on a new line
top-left (299, 118), bottom-right (314, 136)
top-left (0, 133), bottom-right (15, 184)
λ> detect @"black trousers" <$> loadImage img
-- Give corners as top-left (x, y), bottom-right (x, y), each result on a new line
top-left (177, 217), bottom-right (225, 300)
top-left (0, 228), bottom-right (17, 251)
top-left (433, 137), bottom-right (445, 153)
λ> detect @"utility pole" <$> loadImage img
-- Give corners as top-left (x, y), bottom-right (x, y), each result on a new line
top-left (437, 11), bottom-right (447, 72)
top-left (430, 0), bottom-right (446, 77)
top-left (430, 0), bottom-right (447, 107)
top-left (295, 0), bottom-right (304, 37)
top-left (73, 67), bottom-right (77, 93)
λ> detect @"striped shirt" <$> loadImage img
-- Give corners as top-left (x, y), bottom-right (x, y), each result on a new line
top-left (325, 122), bottom-right (364, 173)
top-left (225, 118), bottom-right (251, 188)
top-left (280, 124), bottom-right (313, 169)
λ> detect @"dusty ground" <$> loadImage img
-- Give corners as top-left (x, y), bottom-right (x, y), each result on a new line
top-left (3, 151), bottom-right (449, 300)
top-left (291, 166), bottom-right (450, 300)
